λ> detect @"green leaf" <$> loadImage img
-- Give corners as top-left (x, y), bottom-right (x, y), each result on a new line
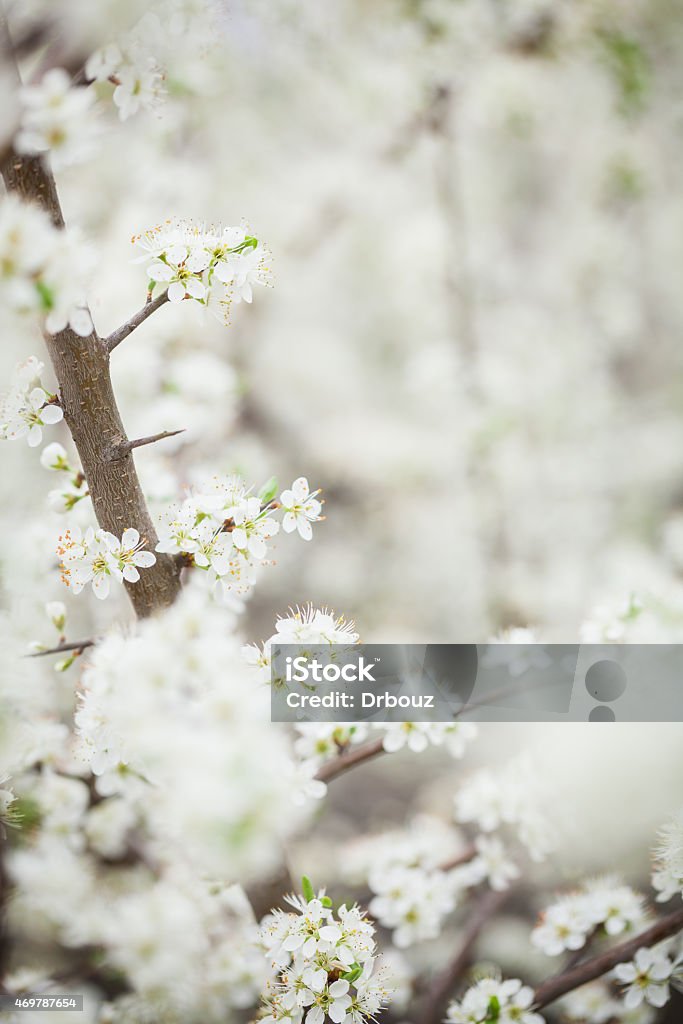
top-left (35, 279), bottom-right (55, 312)
top-left (341, 964), bottom-right (363, 984)
top-left (301, 875), bottom-right (315, 903)
top-left (258, 476), bottom-right (278, 504)
top-left (486, 995), bottom-right (501, 1022)
top-left (320, 896), bottom-right (333, 908)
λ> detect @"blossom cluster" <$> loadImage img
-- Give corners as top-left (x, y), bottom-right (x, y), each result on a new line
top-left (156, 474), bottom-right (321, 602)
top-left (454, 756), bottom-right (555, 863)
top-left (258, 887), bottom-right (392, 1024)
top-left (0, 199), bottom-right (92, 336)
top-left (133, 218), bottom-right (272, 322)
top-left (369, 863), bottom-right (457, 948)
top-left (532, 877), bottom-right (645, 957)
top-left (86, 35), bottom-right (164, 122)
top-left (377, 721), bottom-right (477, 757)
top-left (57, 526), bottom-right (156, 600)
top-left (244, 604), bottom-right (359, 685)
top-left (445, 977), bottom-right (544, 1024)
top-left (73, 588), bottom-right (315, 878)
top-left (0, 357), bottom-right (63, 448)
top-left (651, 812), bottom-right (683, 903)
top-left (342, 815), bottom-right (516, 948)
top-left (16, 69), bottom-right (97, 170)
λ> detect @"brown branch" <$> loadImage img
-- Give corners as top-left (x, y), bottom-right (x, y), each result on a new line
top-left (440, 843), bottom-right (478, 871)
top-left (0, 17), bottom-right (180, 619)
top-left (422, 888), bottom-right (511, 1024)
top-left (28, 639), bottom-right (96, 658)
top-left (533, 905), bottom-right (683, 1010)
top-left (110, 428), bottom-right (186, 459)
top-left (315, 736), bottom-right (386, 783)
top-left (106, 291), bottom-right (170, 353)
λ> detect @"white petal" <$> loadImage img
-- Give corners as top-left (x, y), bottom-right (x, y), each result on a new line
top-left (248, 534), bottom-right (266, 559)
top-left (231, 527), bottom-right (247, 550)
top-left (133, 551), bottom-right (155, 568)
top-left (147, 261), bottom-right (173, 282)
top-left (166, 244), bottom-right (188, 264)
top-left (623, 988), bottom-right (642, 1010)
top-left (122, 528), bottom-right (139, 548)
top-left (292, 477), bottom-right (309, 501)
top-left (167, 281), bottom-right (186, 303)
top-left (92, 575), bottom-right (111, 600)
top-left (297, 518), bottom-right (313, 541)
top-left (123, 565), bottom-right (140, 582)
top-left (27, 424), bottom-right (42, 447)
top-left (282, 511), bottom-right (297, 533)
top-left (185, 276), bottom-right (206, 299)
top-left (41, 404), bottom-right (63, 424)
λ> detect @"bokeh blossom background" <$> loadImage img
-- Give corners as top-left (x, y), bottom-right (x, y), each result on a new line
top-left (2, 1), bottom-right (683, 1022)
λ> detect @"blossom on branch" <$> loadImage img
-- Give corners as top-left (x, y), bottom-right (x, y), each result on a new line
top-left (445, 977), bottom-right (544, 1024)
top-left (531, 877), bottom-right (645, 957)
top-left (0, 357), bottom-right (63, 447)
top-left (57, 526), bottom-right (156, 599)
top-left (16, 69), bottom-right (97, 169)
top-left (613, 947), bottom-right (679, 1010)
top-left (652, 812), bottom-right (683, 903)
top-left (132, 218), bottom-right (272, 323)
top-left (155, 473), bottom-right (322, 602)
top-left (0, 198), bottom-right (93, 336)
top-left (258, 885), bottom-right (392, 1024)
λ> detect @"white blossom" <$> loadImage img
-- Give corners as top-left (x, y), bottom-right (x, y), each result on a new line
top-left (652, 811), bottom-right (683, 903)
top-left (0, 357), bottom-right (63, 447)
top-left (132, 219), bottom-right (272, 323)
top-left (280, 478), bottom-right (323, 540)
top-left (532, 878), bottom-right (644, 957)
top-left (16, 69), bottom-right (97, 168)
top-left (454, 756), bottom-right (555, 862)
top-left (0, 197), bottom-right (92, 335)
top-left (57, 526), bottom-right (156, 599)
top-left (446, 977), bottom-right (544, 1024)
top-left (368, 865), bottom-right (455, 947)
top-left (258, 887), bottom-right (392, 1024)
top-left (613, 947), bottom-right (678, 1010)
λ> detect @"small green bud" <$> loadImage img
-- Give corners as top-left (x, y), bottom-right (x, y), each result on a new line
top-left (258, 476), bottom-right (278, 504)
top-left (301, 875), bottom-right (315, 903)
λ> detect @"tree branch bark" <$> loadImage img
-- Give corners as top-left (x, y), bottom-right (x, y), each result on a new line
top-left (1, 9), bottom-right (180, 618)
top-left (1, 146), bottom-right (181, 617)
top-left (314, 736), bottom-right (386, 783)
top-left (533, 905), bottom-right (683, 1009)
top-left (111, 428), bottom-right (185, 458)
top-left (106, 291), bottom-right (170, 353)
top-left (28, 639), bottom-right (96, 657)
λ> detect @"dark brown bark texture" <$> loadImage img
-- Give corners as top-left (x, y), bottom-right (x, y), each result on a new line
top-left (2, 149), bottom-right (181, 617)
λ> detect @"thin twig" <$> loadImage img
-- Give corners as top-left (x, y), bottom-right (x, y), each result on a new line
top-left (533, 905), bottom-right (683, 1009)
top-left (106, 291), bottom-right (170, 353)
top-left (440, 843), bottom-right (478, 871)
top-left (28, 639), bottom-right (96, 658)
top-left (315, 736), bottom-right (386, 783)
top-left (422, 888), bottom-right (511, 1024)
top-left (110, 429), bottom-right (186, 459)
